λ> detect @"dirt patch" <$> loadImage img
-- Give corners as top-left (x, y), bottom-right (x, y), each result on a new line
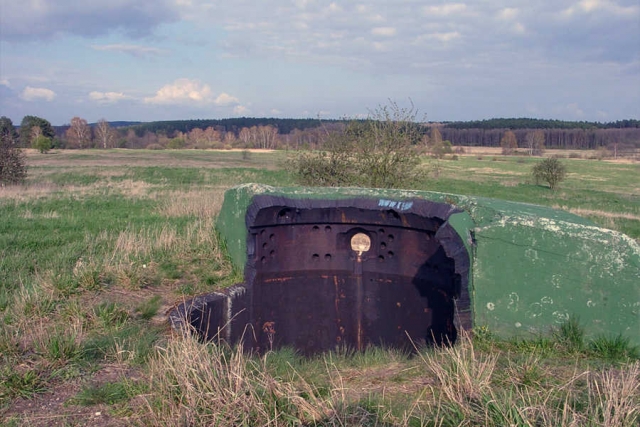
top-left (2, 366), bottom-right (145, 427)
top-left (338, 363), bottom-right (435, 403)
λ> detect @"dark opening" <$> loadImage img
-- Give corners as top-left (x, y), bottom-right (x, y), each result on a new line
top-left (171, 196), bottom-right (471, 355)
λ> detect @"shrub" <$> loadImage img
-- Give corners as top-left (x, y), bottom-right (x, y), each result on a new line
top-left (532, 156), bottom-right (567, 190)
top-left (430, 140), bottom-right (453, 159)
top-left (32, 135), bottom-right (52, 153)
top-left (595, 146), bottom-right (611, 160)
top-left (0, 135), bottom-right (27, 185)
top-left (287, 101), bottom-right (422, 189)
top-left (166, 138), bottom-right (185, 149)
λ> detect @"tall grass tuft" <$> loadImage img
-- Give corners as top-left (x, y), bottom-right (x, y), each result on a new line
top-left (146, 334), bottom-right (334, 426)
top-left (418, 331), bottom-right (497, 409)
top-left (34, 321), bottom-right (83, 365)
top-left (589, 334), bottom-right (640, 362)
top-left (554, 315), bottom-right (585, 353)
top-left (589, 362), bottom-right (640, 427)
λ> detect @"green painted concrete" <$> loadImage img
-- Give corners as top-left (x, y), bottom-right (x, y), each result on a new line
top-left (217, 183), bottom-right (640, 345)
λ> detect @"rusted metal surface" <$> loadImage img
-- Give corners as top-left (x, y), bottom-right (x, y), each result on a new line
top-left (243, 199), bottom-right (468, 354)
top-left (174, 195), bottom-right (470, 355)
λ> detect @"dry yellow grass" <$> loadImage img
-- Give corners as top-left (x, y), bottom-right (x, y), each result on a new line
top-left (567, 208), bottom-right (640, 221)
top-left (157, 189), bottom-right (225, 218)
top-left (146, 334), bottom-right (334, 426)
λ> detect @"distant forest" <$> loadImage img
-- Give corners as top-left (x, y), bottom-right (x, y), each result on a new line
top-left (107, 117), bottom-right (640, 152)
top-left (443, 118), bottom-right (640, 130)
top-left (4, 114), bottom-right (638, 153)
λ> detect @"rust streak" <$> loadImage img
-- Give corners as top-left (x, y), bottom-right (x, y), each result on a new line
top-left (334, 275), bottom-right (340, 326)
top-left (355, 253), bottom-right (364, 351)
top-left (262, 276), bottom-right (294, 283)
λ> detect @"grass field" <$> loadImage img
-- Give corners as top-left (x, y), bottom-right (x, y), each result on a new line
top-left (1, 149), bottom-right (638, 426)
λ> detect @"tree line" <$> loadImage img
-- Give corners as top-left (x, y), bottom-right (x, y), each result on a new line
top-left (439, 127), bottom-right (639, 151)
top-left (444, 118), bottom-right (640, 130)
top-left (1, 115), bottom-right (638, 154)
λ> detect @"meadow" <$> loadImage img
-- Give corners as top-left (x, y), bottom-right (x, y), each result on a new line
top-left (0, 148), bottom-right (638, 426)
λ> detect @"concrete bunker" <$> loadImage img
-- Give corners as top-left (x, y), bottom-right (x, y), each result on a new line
top-left (173, 194), bottom-right (472, 355)
top-left (171, 184), bottom-right (640, 353)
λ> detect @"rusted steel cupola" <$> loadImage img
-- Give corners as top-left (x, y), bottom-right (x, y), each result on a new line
top-left (173, 185), bottom-right (472, 355)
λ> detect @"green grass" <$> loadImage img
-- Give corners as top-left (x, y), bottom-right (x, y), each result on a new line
top-left (135, 295), bottom-right (162, 320)
top-left (93, 301), bottom-right (129, 330)
top-left (0, 368), bottom-right (49, 400)
top-left (417, 156), bottom-right (639, 238)
top-left (69, 379), bottom-right (147, 406)
top-left (0, 148), bottom-right (638, 425)
top-left (553, 314), bottom-right (585, 353)
top-left (589, 334), bottom-right (640, 362)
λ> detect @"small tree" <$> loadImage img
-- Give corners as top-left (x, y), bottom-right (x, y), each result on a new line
top-left (95, 119), bottom-right (117, 149)
top-left (66, 116), bottom-right (92, 149)
top-left (287, 101), bottom-right (422, 189)
top-left (532, 157), bottom-right (567, 190)
top-left (19, 115), bottom-right (55, 148)
top-left (0, 122), bottom-right (27, 185)
top-left (0, 116), bottom-right (19, 142)
top-left (32, 135), bottom-right (52, 153)
top-left (430, 140), bottom-right (453, 159)
top-left (500, 130), bottom-right (518, 155)
top-left (525, 130), bottom-right (545, 156)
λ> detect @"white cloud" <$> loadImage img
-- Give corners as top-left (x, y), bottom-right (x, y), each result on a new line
top-left (0, 79), bottom-right (10, 87)
top-left (233, 105), bottom-right (250, 115)
top-left (498, 8), bottom-right (518, 20)
top-left (21, 86), bottom-right (56, 101)
top-left (561, 0), bottom-right (640, 17)
top-left (327, 3), bottom-right (342, 13)
top-left (91, 44), bottom-right (165, 57)
top-left (144, 79), bottom-right (240, 106)
top-left (214, 93), bottom-right (240, 106)
top-left (145, 79), bottom-right (212, 104)
top-left (424, 3), bottom-right (467, 16)
top-left (89, 91), bottom-right (131, 104)
top-left (415, 31), bottom-right (462, 44)
top-left (372, 41), bottom-right (389, 52)
top-left (371, 27), bottom-right (396, 37)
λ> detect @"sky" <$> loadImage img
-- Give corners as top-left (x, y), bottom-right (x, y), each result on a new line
top-left (0, 0), bottom-right (639, 126)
